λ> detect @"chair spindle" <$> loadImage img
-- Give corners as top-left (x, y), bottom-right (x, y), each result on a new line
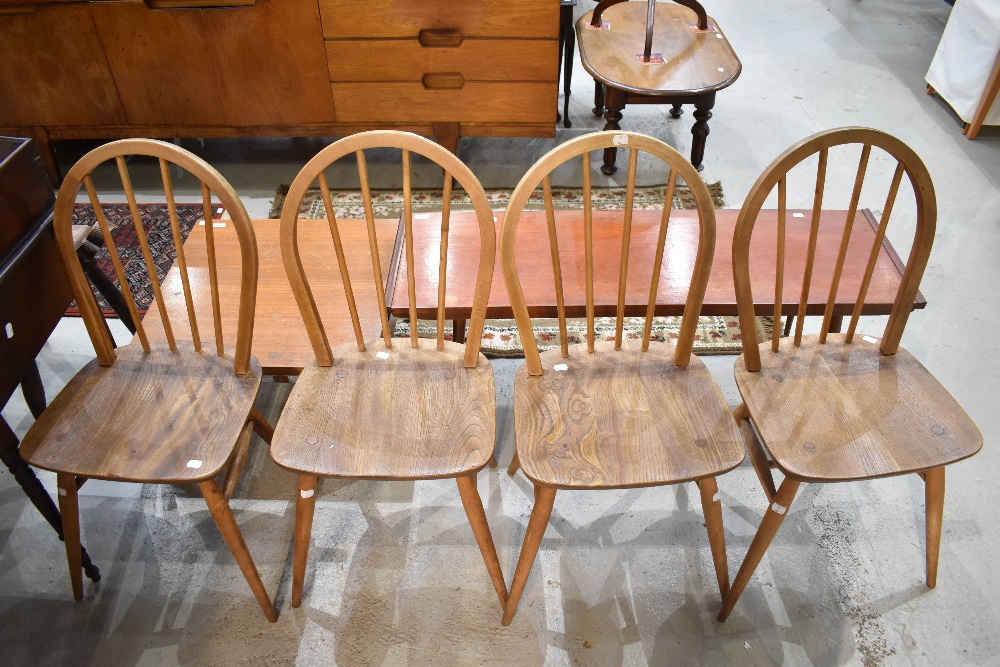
top-left (846, 162), bottom-right (905, 342)
top-left (318, 172), bottom-right (365, 350)
top-left (820, 144), bottom-right (871, 342)
top-left (542, 177), bottom-right (570, 358)
top-left (117, 157), bottom-right (177, 351)
top-left (402, 150), bottom-right (418, 348)
top-left (614, 148), bottom-right (640, 350)
top-left (583, 151), bottom-right (595, 353)
top-left (642, 169), bottom-right (678, 352)
top-left (356, 150), bottom-right (393, 348)
top-left (200, 183), bottom-right (224, 356)
top-left (772, 177), bottom-right (787, 352)
top-left (794, 148), bottom-right (828, 345)
top-left (82, 175), bottom-right (150, 352)
top-left (159, 158), bottom-right (201, 351)
top-left (436, 170), bottom-right (453, 351)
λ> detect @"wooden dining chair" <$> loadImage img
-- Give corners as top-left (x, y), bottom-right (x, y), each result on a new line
top-left (18, 139), bottom-right (278, 621)
top-left (499, 131), bottom-right (744, 625)
top-left (717, 128), bottom-right (983, 622)
top-left (271, 130), bottom-right (506, 610)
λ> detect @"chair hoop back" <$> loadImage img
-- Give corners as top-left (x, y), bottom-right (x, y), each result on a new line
top-left (53, 139), bottom-right (258, 375)
top-left (501, 130), bottom-right (717, 376)
top-left (279, 130), bottom-right (496, 369)
top-left (733, 127), bottom-right (936, 372)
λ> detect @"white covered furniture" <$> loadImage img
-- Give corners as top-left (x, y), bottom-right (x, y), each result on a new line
top-left (926, 0), bottom-right (1000, 139)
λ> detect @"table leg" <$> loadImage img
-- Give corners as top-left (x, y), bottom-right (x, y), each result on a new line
top-left (827, 315), bottom-right (843, 334)
top-left (690, 92), bottom-right (716, 172)
top-left (669, 103), bottom-right (684, 118)
top-left (601, 88), bottom-right (626, 175)
top-left (0, 417), bottom-right (100, 582)
top-left (20, 361), bottom-right (47, 419)
top-left (77, 232), bottom-right (136, 334)
top-left (593, 81), bottom-right (606, 117)
top-left (452, 318), bottom-right (467, 345)
top-left (560, 3), bottom-right (575, 128)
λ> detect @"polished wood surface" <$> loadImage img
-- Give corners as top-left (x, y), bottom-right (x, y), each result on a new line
top-left (0, 0), bottom-right (559, 182)
top-left (499, 132), bottom-right (739, 626)
top-left (19, 139), bottom-right (277, 620)
top-left (143, 218), bottom-right (398, 375)
top-left (514, 341), bottom-right (743, 487)
top-left (21, 345), bottom-right (263, 482)
top-left (389, 208), bottom-right (924, 320)
top-left (720, 128), bottom-right (983, 623)
top-left (272, 341), bottom-right (495, 478)
top-left (271, 131), bottom-right (505, 610)
top-left (735, 335), bottom-right (982, 482)
top-left (577, 2), bottom-right (739, 95)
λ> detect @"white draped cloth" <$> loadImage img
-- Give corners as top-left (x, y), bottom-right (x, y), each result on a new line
top-left (926, 0), bottom-right (1000, 126)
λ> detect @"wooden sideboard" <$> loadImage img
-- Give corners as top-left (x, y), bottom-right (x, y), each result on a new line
top-left (0, 0), bottom-right (559, 182)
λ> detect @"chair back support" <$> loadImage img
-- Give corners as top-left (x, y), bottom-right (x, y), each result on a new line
top-left (500, 131), bottom-right (717, 376)
top-left (53, 139), bottom-right (258, 375)
top-left (592, 0), bottom-right (709, 61)
top-left (279, 130), bottom-right (496, 369)
top-left (733, 127), bottom-right (936, 371)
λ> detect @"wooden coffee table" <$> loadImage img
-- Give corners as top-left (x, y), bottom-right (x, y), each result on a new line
top-left (142, 218), bottom-right (398, 375)
top-left (385, 208), bottom-right (925, 342)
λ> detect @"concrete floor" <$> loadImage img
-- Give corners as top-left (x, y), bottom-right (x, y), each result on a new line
top-left (2, 0), bottom-right (998, 664)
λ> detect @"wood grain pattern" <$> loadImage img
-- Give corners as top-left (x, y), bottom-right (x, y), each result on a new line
top-left (576, 2), bottom-right (740, 96)
top-left (318, 0), bottom-right (557, 39)
top-left (331, 83), bottom-right (555, 123)
top-left (326, 39), bottom-right (557, 83)
top-left (91, 0), bottom-right (334, 127)
top-left (734, 334), bottom-right (982, 482)
top-left (271, 340), bottom-right (495, 479)
top-left (514, 341), bottom-right (743, 488)
top-left (391, 208), bottom-right (920, 323)
top-left (21, 344), bottom-right (263, 483)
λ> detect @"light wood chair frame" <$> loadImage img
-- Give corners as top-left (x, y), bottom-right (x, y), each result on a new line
top-left (500, 131), bottom-right (738, 625)
top-left (277, 130), bottom-right (506, 609)
top-left (43, 139), bottom-right (276, 621)
top-left (719, 127), bottom-right (976, 622)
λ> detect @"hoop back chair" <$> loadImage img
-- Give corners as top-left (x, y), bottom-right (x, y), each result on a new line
top-left (18, 139), bottom-right (278, 621)
top-left (718, 128), bottom-right (983, 621)
top-left (499, 131), bottom-right (744, 625)
top-left (270, 131), bottom-right (506, 610)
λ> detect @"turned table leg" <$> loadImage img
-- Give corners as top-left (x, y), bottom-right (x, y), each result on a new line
top-left (690, 92), bottom-right (716, 171)
top-left (601, 87), bottom-right (626, 175)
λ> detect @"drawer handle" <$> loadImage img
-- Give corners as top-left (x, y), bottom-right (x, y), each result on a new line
top-left (418, 28), bottom-right (463, 48)
top-left (422, 73), bottom-right (465, 90)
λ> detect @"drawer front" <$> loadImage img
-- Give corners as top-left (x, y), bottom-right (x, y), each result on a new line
top-left (331, 83), bottom-right (555, 123)
top-left (319, 0), bottom-right (556, 39)
top-left (327, 39), bottom-right (557, 83)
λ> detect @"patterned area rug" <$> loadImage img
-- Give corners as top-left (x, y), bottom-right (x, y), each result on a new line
top-left (268, 182), bottom-right (727, 219)
top-left (396, 315), bottom-right (771, 357)
top-left (67, 204), bottom-right (219, 316)
top-left (273, 182), bottom-right (769, 356)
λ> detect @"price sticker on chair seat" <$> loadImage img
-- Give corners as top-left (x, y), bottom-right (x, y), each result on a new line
top-left (636, 53), bottom-right (666, 64)
top-left (689, 24), bottom-right (717, 33)
top-left (586, 21), bottom-right (611, 30)
top-left (376, 351), bottom-right (390, 360)
top-left (553, 363), bottom-right (568, 372)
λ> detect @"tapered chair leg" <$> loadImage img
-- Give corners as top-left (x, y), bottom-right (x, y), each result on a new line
top-left (292, 475), bottom-right (319, 608)
top-left (199, 479), bottom-right (279, 622)
top-left (507, 450), bottom-right (521, 477)
top-left (56, 472), bottom-right (83, 601)
top-left (697, 476), bottom-right (729, 599)
top-left (924, 467), bottom-right (945, 588)
top-left (502, 485), bottom-right (556, 626)
top-left (456, 472), bottom-right (507, 607)
top-left (717, 477), bottom-right (801, 622)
